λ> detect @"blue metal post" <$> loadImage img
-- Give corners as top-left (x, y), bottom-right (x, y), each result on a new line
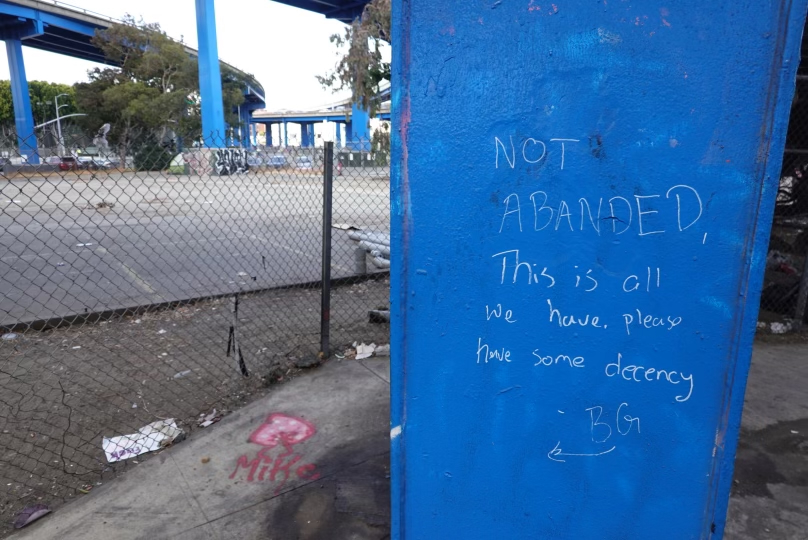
top-left (265, 123), bottom-right (273, 147)
top-left (348, 103), bottom-right (369, 150)
top-left (194, 0), bottom-right (225, 147)
top-left (5, 39), bottom-right (38, 164)
top-left (283, 121), bottom-right (289, 147)
top-left (335, 122), bottom-right (342, 148)
top-left (301, 123), bottom-right (310, 148)
top-left (238, 107), bottom-right (250, 149)
top-left (390, 1), bottom-right (808, 538)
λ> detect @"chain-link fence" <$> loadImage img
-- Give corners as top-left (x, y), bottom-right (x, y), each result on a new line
top-left (758, 38), bottom-right (808, 335)
top-left (0, 130), bottom-right (389, 534)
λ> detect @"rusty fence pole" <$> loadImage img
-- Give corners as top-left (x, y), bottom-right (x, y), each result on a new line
top-left (320, 141), bottom-right (334, 356)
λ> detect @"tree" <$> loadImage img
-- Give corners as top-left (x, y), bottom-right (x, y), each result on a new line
top-left (0, 80), bottom-right (77, 145)
top-left (371, 121), bottom-right (390, 164)
top-left (317, 0), bottom-right (391, 117)
top-left (73, 15), bottom-right (247, 162)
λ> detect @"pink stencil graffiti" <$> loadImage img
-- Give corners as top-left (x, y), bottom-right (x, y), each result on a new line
top-left (231, 413), bottom-right (320, 492)
top-left (248, 413), bottom-right (316, 448)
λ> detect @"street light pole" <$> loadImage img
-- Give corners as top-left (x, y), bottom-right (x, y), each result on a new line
top-left (54, 93), bottom-right (69, 157)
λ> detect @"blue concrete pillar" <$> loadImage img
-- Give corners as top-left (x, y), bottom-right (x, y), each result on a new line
top-left (301, 123), bottom-right (311, 148)
top-left (283, 121), bottom-right (288, 147)
top-left (265, 123), bottom-right (273, 147)
top-left (347, 103), bottom-right (369, 150)
top-left (5, 39), bottom-right (38, 164)
top-left (335, 123), bottom-right (342, 148)
top-left (195, 0), bottom-right (225, 147)
top-left (390, 1), bottom-right (808, 538)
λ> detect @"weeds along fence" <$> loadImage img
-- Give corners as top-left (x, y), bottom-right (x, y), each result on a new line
top-left (0, 132), bottom-right (389, 532)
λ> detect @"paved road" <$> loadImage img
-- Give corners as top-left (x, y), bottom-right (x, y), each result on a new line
top-left (0, 169), bottom-right (390, 326)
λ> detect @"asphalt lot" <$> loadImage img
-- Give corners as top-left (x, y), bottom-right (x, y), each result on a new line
top-left (0, 168), bottom-right (390, 327)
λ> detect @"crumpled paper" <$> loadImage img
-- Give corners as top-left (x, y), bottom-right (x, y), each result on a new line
top-left (102, 419), bottom-right (183, 462)
top-left (355, 343), bottom-right (376, 360)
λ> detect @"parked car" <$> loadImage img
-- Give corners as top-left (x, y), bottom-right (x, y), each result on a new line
top-left (77, 156), bottom-right (113, 170)
top-left (91, 157), bottom-right (116, 170)
top-left (58, 157), bottom-right (79, 171)
top-left (295, 156), bottom-right (313, 170)
top-left (246, 153), bottom-right (263, 167)
top-left (267, 155), bottom-right (287, 168)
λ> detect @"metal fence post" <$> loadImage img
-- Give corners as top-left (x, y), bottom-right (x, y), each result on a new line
top-left (320, 141), bottom-right (334, 356)
top-left (796, 249), bottom-right (808, 326)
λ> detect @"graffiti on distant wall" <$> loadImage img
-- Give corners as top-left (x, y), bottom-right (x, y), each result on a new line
top-left (229, 413), bottom-right (320, 493)
top-left (215, 148), bottom-right (248, 176)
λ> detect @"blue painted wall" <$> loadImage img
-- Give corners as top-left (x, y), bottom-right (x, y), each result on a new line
top-left (390, 1), bottom-right (807, 538)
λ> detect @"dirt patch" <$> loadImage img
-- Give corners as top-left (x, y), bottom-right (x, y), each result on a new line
top-left (0, 278), bottom-right (389, 537)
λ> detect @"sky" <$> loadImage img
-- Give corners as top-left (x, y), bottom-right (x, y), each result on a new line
top-left (0, 0), bottom-right (362, 111)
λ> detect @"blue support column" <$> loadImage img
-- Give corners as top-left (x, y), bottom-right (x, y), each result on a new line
top-left (265, 123), bottom-right (273, 147)
top-left (195, 0), bottom-right (225, 147)
top-left (238, 108), bottom-right (250, 149)
top-left (335, 123), bottom-right (342, 148)
top-left (283, 121), bottom-right (289, 147)
top-left (391, 1), bottom-right (808, 538)
top-left (301, 123), bottom-right (311, 148)
top-left (5, 39), bottom-right (38, 164)
top-left (348, 103), bottom-right (370, 150)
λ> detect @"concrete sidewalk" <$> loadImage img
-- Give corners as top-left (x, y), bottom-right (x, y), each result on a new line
top-left (9, 343), bottom-right (808, 539)
top-left (11, 357), bottom-right (391, 540)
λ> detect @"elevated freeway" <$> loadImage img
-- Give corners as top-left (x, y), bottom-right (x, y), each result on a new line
top-left (0, 0), bottom-right (265, 160)
top-left (253, 83), bottom-right (390, 147)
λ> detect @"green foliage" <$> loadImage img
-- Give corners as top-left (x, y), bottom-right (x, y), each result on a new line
top-left (317, 0), bottom-right (391, 116)
top-left (371, 121), bottom-right (390, 165)
top-left (0, 81), bottom-right (77, 128)
top-left (73, 15), bottom-right (247, 151)
top-left (133, 137), bottom-right (174, 171)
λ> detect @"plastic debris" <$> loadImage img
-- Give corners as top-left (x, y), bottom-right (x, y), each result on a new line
top-left (374, 344), bottom-right (391, 357)
top-left (56, 262), bottom-right (65, 267)
top-left (355, 343), bottom-right (377, 360)
top-left (72, 346), bottom-right (81, 350)
top-left (13, 504), bottom-right (51, 529)
top-left (102, 419), bottom-right (184, 462)
top-left (198, 409), bottom-right (220, 428)
top-left (173, 370), bottom-right (191, 379)
top-left (770, 322), bottom-right (791, 334)
top-left (75, 243), bottom-right (93, 247)
top-left (157, 329), bottom-right (167, 334)
top-left (2, 333), bottom-right (18, 341)
top-left (369, 310), bottom-right (390, 323)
